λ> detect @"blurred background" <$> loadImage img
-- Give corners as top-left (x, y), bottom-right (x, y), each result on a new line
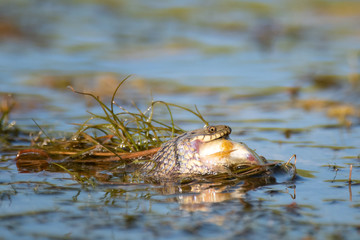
top-left (1, 0), bottom-right (359, 131)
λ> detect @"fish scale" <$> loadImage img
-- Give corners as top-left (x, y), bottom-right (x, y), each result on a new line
top-left (141, 125), bottom-right (232, 179)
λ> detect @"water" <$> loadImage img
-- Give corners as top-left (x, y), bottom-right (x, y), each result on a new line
top-left (1, 0), bottom-right (359, 239)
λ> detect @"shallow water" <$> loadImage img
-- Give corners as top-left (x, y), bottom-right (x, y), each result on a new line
top-left (1, 0), bottom-right (360, 239)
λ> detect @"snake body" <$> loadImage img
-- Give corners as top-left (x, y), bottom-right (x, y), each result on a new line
top-left (141, 125), bottom-right (232, 178)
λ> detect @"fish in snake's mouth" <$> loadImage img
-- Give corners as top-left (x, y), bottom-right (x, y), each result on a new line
top-left (186, 126), bottom-right (265, 167)
top-left (142, 124), bottom-right (265, 178)
top-left (186, 125), bottom-right (232, 153)
top-left (198, 139), bottom-right (266, 167)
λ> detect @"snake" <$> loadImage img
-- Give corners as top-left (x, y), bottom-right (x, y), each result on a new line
top-left (141, 125), bottom-right (232, 179)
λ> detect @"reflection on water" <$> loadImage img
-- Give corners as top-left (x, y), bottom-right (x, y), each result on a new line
top-left (13, 150), bottom-right (289, 214)
top-left (176, 176), bottom-right (276, 212)
top-left (1, 0), bottom-right (360, 239)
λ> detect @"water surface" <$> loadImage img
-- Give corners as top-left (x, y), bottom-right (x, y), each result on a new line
top-left (1, 0), bottom-right (359, 239)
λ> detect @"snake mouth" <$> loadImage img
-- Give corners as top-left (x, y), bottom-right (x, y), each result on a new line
top-left (186, 125), bottom-right (232, 153)
top-left (189, 133), bottom-right (231, 155)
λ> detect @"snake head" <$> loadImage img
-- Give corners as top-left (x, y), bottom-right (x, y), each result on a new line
top-left (186, 125), bottom-right (231, 142)
top-left (183, 125), bottom-right (232, 155)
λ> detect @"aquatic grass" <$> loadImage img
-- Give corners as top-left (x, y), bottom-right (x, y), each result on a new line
top-left (297, 98), bottom-right (360, 127)
top-left (0, 94), bottom-right (16, 133)
top-left (325, 179), bottom-right (360, 184)
top-left (295, 169), bottom-right (317, 178)
top-left (294, 144), bottom-right (356, 150)
top-left (231, 164), bottom-right (271, 178)
top-left (0, 210), bottom-right (58, 221)
top-left (341, 155), bottom-right (360, 160)
top-left (25, 76), bottom-right (209, 161)
top-left (0, 94), bottom-right (23, 147)
top-left (52, 163), bottom-right (97, 187)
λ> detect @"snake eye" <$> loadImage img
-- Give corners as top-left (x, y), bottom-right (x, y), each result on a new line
top-left (208, 126), bottom-right (216, 133)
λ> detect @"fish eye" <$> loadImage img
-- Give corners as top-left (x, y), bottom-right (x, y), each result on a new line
top-left (208, 126), bottom-right (216, 133)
